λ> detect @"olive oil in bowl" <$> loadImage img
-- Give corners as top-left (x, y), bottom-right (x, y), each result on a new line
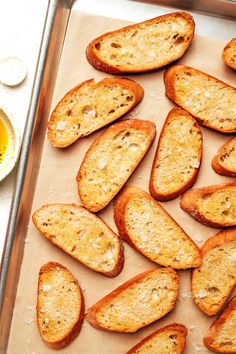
top-left (0, 115), bottom-right (9, 163)
top-left (0, 108), bottom-right (20, 181)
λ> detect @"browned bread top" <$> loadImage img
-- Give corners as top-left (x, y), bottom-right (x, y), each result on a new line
top-left (222, 38), bottom-right (236, 70)
top-left (86, 268), bottom-right (179, 333)
top-left (77, 119), bottom-right (156, 212)
top-left (32, 204), bottom-right (124, 277)
top-left (86, 12), bottom-right (195, 74)
top-left (204, 296), bottom-right (236, 353)
top-left (212, 137), bottom-right (236, 177)
top-left (192, 229), bottom-right (236, 316)
top-left (47, 78), bottom-right (144, 148)
top-left (37, 262), bottom-right (84, 349)
top-left (126, 323), bottom-right (188, 354)
top-left (150, 107), bottom-right (202, 201)
top-left (114, 186), bottom-right (201, 269)
top-left (180, 182), bottom-right (236, 228)
top-left (164, 64), bottom-right (236, 133)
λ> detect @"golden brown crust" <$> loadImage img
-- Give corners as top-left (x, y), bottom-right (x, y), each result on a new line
top-left (86, 268), bottom-right (179, 333)
top-left (86, 12), bottom-right (195, 74)
top-left (47, 77), bottom-right (144, 148)
top-left (37, 262), bottom-right (85, 349)
top-left (222, 38), bottom-right (236, 70)
top-left (32, 204), bottom-right (124, 277)
top-left (149, 108), bottom-right (202, 201)
top-left (191, 229), bottom-right (236, 316)
top-left (204, 296), bottom-right (236, 353)
top-left (211, 137), bottom-right (236, 177)
top-left (77, 119), bottom-right (156, 212)
top-left (126, 323), bottom-right (188, 354)
top-left (164, 64), bottom-right (236, 133)
top-left (114, 185), bottom-right (201, 269)
top-left (180, 182), bottom-right (236, 227)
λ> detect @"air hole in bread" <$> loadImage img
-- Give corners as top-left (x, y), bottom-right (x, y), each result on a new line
top-left (175, 36), bottom-right (185, 45)
top-left (169, 334), bottom-right (177, 339)
top-left (129, 143), bottom-right (139, 151)
top-left (186, 72), bottom-right (192, 77)
top-left (126, 96), bottom-right (133, 102)
top-left (109, 109), bottom-right (115, 114)
top-left (67, 109), bottom-right (72, 116)
top-left (111, 42), bottom-right (121, 48)
top-left (131, 30), bottom-right (138, 38)
top-left (222, 210), bottom-right (229, 216)
top-left (207, 286), bottom-right (219, 293)
top-left (220, 341), bottom-right (232, 347)
top-left (202, 194), bottom-right (211, 201)
top-left (71, 245), bottom-right (76, 252)
top-left (95, 42), bottom-right (100, 50)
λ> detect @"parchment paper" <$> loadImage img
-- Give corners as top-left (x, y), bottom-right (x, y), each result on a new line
top-left (7, 10), bottom-right (236, 354)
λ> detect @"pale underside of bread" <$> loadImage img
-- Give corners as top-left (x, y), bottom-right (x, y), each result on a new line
top-left (126, 323), bottom-right (188, 354)
top-left (77, 119), bottom-right (156, 212)
top-left (212, 137), bottom-right (236, 177)
top-left (180, 182), bottom-right (236, 227)
top-left (204, 296), bottom-right (236, 353)
top-left (37, 262), bottom-right (84, 349)
top-left (32, 204), bottom-right (124, 277)
top-left (164, 64), bottom-right (236, 133)
top-left (222, 38), bottom-right (236, 70)
top-left (150, 107), bottom-right (202, 201)
top-left (47, 77), bottom-right (144, 147)
top-left (114, 186), bottom-right (201, 269)
top-left (86, 268), bottom-right (179, 333)
top-left (86, 12), bottom-right (195, 74)
top-left (191, 228), bottom-right (236, 316)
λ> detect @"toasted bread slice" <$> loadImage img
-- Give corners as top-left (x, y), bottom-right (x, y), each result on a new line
top-left (212, 137), bottom-right (236, 177)
top-left (114, 186), bottom-right (201, 269)
top-left (86, 268), bottom-right (179, 333)
top-left (47, 78), bottom-right (144, 148)
top-left (164, 64), bottom-right (236, 133)
top-left (86, 12), bottom-right (195, 74)
top-left (37, 262), bottom-right (84, 349)
top-left (32, 204), bottom-right (123, 277)
top-left (204, 296), bottom-right (236, 353)
top-left (180, 182), bottom-right (236, 227)
top-left (126, 323), bottom-right (188, 354)
top-left (192, 229), bottom-right (236, 316)
top-left (150, 108), bottom-right (202, 201)
top-left (77, 119), bottom-right (156, 212)
top-left (222, 38), bottom-right (236, 70)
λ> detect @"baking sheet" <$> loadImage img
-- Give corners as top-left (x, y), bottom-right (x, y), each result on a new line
top-left (7, 10), bottom-right (236, 354)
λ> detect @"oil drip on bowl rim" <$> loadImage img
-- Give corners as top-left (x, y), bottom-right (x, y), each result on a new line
top-left (0, 107), bottom-right (21, 182)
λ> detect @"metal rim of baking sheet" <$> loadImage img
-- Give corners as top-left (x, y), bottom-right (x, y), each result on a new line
top-left (0, 0), bottom-right (236, 352)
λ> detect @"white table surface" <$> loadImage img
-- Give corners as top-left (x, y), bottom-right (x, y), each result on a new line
top-left (0, 0), bottom-right (235, 261)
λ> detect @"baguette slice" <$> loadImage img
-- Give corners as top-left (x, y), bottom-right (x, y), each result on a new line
top-left (164, 64), bottom-right (236, 133)
top-left (77, 119), bottom-right (156, 212)
top-left (204, 296), bottom-right (236, 353)
top-left (37, 262), bottom-right (84, 349)
top-left (86, 268), bottom-right (179, 333)
top-left (212, 137), bottom-right (236, 177)
top-left (126, 323), bottom-right (188, 354)
top-left (32, 204), bottom-right (123, 277)
top-left (192, 229), bottom-right (236, 316)
top-left (222, 38), bottom-right (236, 70)
top-left (150, 108), bottom-right (202, 201)
top-left (86, 12), bottom-right (195, 74)
top-left (180, 182), bottom-right (236, 227)
top-left (114, 186), bottom-right (201, 269)
top-left (47, 78), bottom-right (144, 148)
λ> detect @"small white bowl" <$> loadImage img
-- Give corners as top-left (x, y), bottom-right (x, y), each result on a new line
top-left (0, 107), bottom-right (21, 182)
